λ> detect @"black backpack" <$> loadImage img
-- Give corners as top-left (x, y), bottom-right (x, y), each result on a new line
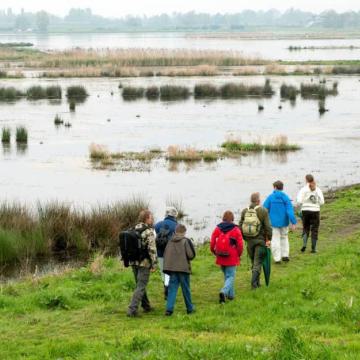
top-left (155, 225), bottom-right (173, 253)
top-left (119, 226), bottom-right (148, 267)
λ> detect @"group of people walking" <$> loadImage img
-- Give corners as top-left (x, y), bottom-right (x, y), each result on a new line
top-left (123, 174), bottom-right (324, 317)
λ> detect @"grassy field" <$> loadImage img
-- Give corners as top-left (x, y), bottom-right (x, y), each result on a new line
top-left (0, 185), bottom-right (359, 359)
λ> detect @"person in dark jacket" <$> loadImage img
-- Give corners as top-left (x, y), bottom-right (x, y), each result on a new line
top-left (210, 211), bottom-right (243, 304)
top-left (239, 192), bottom-right (272, 289)
top-left (263, 181), bottom-right (297, 264)
top-left (163, 224), bottom-right (196, 316)
top-left (154, 207), bottom-right (178, 299)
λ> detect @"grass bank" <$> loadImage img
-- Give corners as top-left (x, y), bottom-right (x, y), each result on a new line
top-left (0, 185), bottom-right (359, 359)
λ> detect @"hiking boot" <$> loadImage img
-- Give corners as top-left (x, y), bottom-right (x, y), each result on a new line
top-left (301, 247), bottom-right (306, 252)
top-left (219, 292), bottom-right (226, 304)
top-left (164, 286), bottom-right (168, 300)
top-left (127, 311), bottom-right (139, 318)
top-left (311, 249), bottom-right (317, 254)
top-left (227, 296), bottom-right (234, 301)
top-left (187, 309), bottom-right (196, 315)
top-left (275, 261), bottom-right (282, 265)
top-left (165, 310), bottom-right (173, 316)
top-left (282, 257), bottom-right (290, 262)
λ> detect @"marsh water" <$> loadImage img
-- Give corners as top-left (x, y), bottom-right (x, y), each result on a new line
top-left (2, 32), bottom-right (360, 61)
top-left (1, 75), bottom-right (360, 242)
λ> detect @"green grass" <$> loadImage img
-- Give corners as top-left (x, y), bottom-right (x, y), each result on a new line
top-left (1, 127), bottom-right (11, 144)
top-left (66, 86), bottom-right (88, 101)
top-left (26, 86), bottom-right (62, 100)
top-left (0, 87), bottom-right (24, 102)
top-left (15, 127), bottom-right (28, 144)
top-left (0, 186), bottom-right (359, 359)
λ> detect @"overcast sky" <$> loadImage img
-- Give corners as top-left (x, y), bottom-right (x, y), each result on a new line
top-left (2, 0), bottom-right (359, 17)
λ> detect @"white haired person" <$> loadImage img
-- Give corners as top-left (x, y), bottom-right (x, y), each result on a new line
top-left (154, 206), bottom-right (178, 299)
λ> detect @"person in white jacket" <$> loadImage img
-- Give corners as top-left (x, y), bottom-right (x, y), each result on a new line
top-left (296, 174), bottom-right (325, 253)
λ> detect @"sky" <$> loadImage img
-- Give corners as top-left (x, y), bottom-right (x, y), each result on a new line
top-left (2, 0), bottom-right (360, 17)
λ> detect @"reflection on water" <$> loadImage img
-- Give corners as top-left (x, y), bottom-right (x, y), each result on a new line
top-left (2, 143), bottom-right (11, 155)
top-left (16, 143), bottom-right (28, 156)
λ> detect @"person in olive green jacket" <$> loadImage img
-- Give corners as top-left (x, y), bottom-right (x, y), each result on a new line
top-left (239, 192), bottom-right (272, 289)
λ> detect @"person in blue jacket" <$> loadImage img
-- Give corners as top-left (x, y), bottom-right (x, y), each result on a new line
top-left (154, 207), bottom-right (178, 299)
top-left (263, 181), bottom-right (297, 263)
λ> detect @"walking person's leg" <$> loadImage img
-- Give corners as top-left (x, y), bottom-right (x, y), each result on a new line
top-left (158, 257), bottom-right (169, 299)
top-left (252, 245), bottom-right (265, 289)
top-left (179, 273), bottom-right (194, 314)
top-left (220, 266), bottom-right (236, 300)
top-left (166, 272), bottom-right (180, 315)
top-left (128, 266), bottom-right (151, 316)
top-left (310, 212), bottom-right (320, 253)
top-left (301, 211), bottom-right (311, 252)
top-left (271, 227), bottom-right (282, 263)
top-left (280, 227), bottom-right (290, 261)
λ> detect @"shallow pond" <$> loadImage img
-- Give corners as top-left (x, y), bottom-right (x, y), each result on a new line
top-left (2, 32), bottom-right (360, 61)
top-left (0, 75), bottom-right (359, 241)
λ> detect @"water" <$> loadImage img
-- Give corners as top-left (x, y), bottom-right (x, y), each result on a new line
top-left (2, 32), bottom-right (360, 61)
top-left (1, 75), bottom-right (359, 241)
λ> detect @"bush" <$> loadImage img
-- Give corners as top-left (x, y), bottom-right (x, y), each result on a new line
top-left (160, 85), bottom-right (190, 100)
top-left (1, 127), bottom-right (11, 143)
top-left (16, 127), bottom-right (28, 144)
top-left (122, 86), bottom-right (144, 100)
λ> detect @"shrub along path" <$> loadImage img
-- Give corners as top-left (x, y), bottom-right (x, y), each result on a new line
top-left (0, 186), bottom-right (359, 359)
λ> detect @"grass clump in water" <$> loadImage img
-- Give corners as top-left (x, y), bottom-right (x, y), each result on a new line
top-left (160, 86), bottom-right (190, 101)
top-left (122, 86), bottom-right (144, 100)
top-left (220, 79), bottom-right (274, 99)
top-left (0, 87), bottom-right (24, 101)
top-left (280, 84), bottom-right (299, 101)
top-left (166, 146), bottom-right (219, 162)
top-left (1, 127), bottom-right (11, 144)
top-left (54, 115), bottom-right (64, 126)
top-left (300, 82), bottom-right (338, 99)
top-left (145, 86), bottom-right (160, 100)
top-left (69, 101), bottom-right (76, 111)
top-left (66, 86), bottom-right (88, 101)
top-left (194, 84), bottom-right (219, 99)
top-left (26, 86), bottom-right (62, 100)
top-left (89, 143), bottom-right (110, 160)
top-left (15, 127), bottom-right (28, 144)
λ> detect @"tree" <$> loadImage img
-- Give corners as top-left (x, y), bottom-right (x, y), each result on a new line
top-left (36, 11), bottom-right (49, 33)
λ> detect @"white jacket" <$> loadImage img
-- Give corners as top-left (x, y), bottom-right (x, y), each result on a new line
top-left (296, 185), bottom-right (325, 212)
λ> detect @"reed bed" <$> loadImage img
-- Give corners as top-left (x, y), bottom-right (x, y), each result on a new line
top-left (331, 66), bottom-right (360, 74)
top-left (300, 82), bottom-right (338, 99)
top-left (0, 198), bottom-right (148, 266)
top-left (24, 48), bottom-right (269, 69)
top-left (222, 135), bottom-right (300, 152)
top-left (26, 85), bottom-right (62, 100)
top-left (160, 85), bottom-right (190, 100)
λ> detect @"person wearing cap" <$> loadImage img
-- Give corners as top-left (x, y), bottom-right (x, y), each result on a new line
top-left (154, 206), bottom-right (178, 299)
top-left (163, 224), bottom-right (196, 316)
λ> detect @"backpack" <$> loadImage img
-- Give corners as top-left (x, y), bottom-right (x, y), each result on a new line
top-left (242, 206), bottom-right (261, 238)
top-left (119, 226), bottom-right (148, 267)
top-left (155, 225), bottom-right (173, 252)
top-left (215, 232), bottom-right (233, 257)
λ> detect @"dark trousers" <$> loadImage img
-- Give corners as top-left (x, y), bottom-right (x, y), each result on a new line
top-left (247, 239), bottom-right (266, 288)
top-left (128, 266), bottom-right (151, 314)
top-left (166, 272), bottom-right (194, 313)
top-left (302, 211), bottom-right (320, 251)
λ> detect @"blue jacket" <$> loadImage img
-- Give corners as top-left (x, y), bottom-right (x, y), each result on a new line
top-left (154, 216), bottom-right (177, 257)
top-left (263, 190), bottom-right (297, 228)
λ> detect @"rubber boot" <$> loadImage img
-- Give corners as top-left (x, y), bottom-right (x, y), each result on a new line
top-left (251, 271), bottom-right (260, 290)
top-left (301, 233), bottom-right (308, 252)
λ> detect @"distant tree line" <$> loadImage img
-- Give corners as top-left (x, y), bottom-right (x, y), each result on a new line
top-left (1, 8), bottom-right (360, 32)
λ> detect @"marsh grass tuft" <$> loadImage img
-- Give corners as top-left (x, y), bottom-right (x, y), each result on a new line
top-left (1, 127), bottom-right (11, 144)
top-left (66, 86), bottom-right (88, 101)
top-left (54, 115), bottom-right (64, 126)
top-left (160, 86), bottom-right (190, 101)
top-left (280, 84), bottom-right (299, 101)
top-left (0, 87), bottom-right (24, 101)
top-left (300, 82), bottom-right (338, 99)
top-left (220, 80), bottom-right (274, 99)
top-left (122, 86), bottom-right (144, 100)
top-left (15, 127), bottom-right (28, 144)
top-left (194, 84), bottom-right (219, 99)
top-left (145, 86), bottom-right (160, 100)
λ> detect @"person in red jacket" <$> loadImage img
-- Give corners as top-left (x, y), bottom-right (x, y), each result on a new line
top-left (210, 211), bottom-right (244, 304)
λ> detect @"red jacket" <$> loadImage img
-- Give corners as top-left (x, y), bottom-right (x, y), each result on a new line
top-left (210, 223), bottom-right (244, 266)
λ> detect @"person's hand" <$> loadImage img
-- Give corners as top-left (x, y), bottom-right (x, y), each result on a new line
top-left (150, 267), bottom-right (157, 273)
top-left (290, 224), bottom-right (297, 231)
top-left (266, 240), bottom-right (271, 248)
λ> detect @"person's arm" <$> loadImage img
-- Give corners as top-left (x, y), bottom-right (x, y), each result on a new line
top-left (263, 195), bottom-right (271, 211)
top-left (185, 238), bottom-right (196, 260)
top-left (146, 229), bottom-right (158, 269)
top-left (236, 228), bottom-right (244, 257)
top-left (285, 195), bottom-right (297, 225)
top-left (317, 188), bottom-right (325, 206)
top-left (210, 227), bottom-right (219, 254)
top-left (296, 187), bottom-right (305, 205)
top-left (262, 208), bottom-right (273, 241)
top-left (239, 209), bottom-right (245, 229)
